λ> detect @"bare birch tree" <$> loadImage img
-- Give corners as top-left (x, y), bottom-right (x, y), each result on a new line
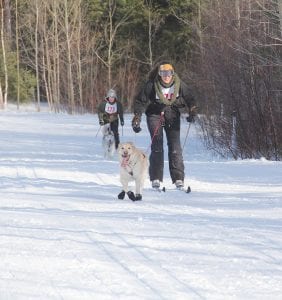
top-left (34, 0), bottom-right (40, 111)
top-left (0, 1), bottom-right (8, 108)
top-left (279, 0), bottom-right (282, 35)
top-left (0, 82), bottom-right (3, 108)
top-left (15, 0), bottom-right (20, 109)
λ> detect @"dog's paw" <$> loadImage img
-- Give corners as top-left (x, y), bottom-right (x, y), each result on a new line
top-left (118, 190), bottom-right (126, 199)
top-left (127, 191), bottom-right (136, 201)
top-left (134, 194), bottom-right (142, 201)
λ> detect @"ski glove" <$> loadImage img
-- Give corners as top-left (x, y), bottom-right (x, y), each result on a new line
top-left (120, 119), bottom-right (124, 126)
top-left (186, 115), bottom-right (195, 123)
top-left (132, 114), bottom-right (142, 133)
top-left (99, 120), bottom-right (104, 126)
top-left (186, 106), bottom-right (197, 123)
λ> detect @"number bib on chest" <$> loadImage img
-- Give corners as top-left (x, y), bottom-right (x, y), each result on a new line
top-left (156, 85), bottom-right (178, 101)
top-left (105, 102), bottom-right (117, 114)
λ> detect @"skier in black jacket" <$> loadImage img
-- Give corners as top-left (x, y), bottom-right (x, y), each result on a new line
top-left (98, 89), bottom-right (124, 149)
top-left (132, 62), bottom-right (196, 189)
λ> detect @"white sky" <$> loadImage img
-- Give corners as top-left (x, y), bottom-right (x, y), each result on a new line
top-left (0, 107), bottom-right (281, 300)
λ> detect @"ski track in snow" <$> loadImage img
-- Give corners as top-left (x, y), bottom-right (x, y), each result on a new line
top-left (0, 109), bottom-right (282, 300)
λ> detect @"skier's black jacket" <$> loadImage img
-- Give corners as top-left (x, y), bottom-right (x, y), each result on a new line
top-left (134, 79), bottom-right (195, 127)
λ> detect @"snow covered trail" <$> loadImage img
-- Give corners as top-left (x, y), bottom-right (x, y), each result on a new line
top-left (0, 110), bottom-right (282, 299)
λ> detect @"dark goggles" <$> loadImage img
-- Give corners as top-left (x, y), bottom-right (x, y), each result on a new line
top-left (159, 69), bottom-right (174, 77)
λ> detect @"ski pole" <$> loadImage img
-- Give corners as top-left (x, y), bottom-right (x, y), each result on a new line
top-left (95, 126), bottom-right (102, 138)
top-left (182, 122), bottom-right (191, 152)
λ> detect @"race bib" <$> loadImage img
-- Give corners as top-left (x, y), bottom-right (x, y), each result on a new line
top-left (156, 85), bottom-right (178, 100)
top-left (105, 102), bottom-right (117, 114)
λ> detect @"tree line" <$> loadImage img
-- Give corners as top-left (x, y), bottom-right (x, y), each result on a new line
top-left (0, 0), bottom-right (281, 160)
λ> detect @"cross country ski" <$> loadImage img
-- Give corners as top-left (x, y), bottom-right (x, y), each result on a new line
top-left (152, 185), bottom-right (191, 193)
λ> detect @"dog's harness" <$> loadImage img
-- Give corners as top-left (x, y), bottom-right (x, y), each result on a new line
top-left (121, 154), bottom-right (146, 177)
top-left (121, 156), bottom-right (134, 176)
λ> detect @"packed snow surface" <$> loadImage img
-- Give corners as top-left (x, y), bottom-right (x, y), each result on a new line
top-left (0, 108), bottom-right (281, 299)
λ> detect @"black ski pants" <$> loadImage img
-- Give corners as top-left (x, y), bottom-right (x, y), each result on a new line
top-left (110, 120), bottom-right (120, 149)
top-left (146, 114), bottom-right (184, 183)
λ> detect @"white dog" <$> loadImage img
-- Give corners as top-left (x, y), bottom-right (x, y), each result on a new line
top-left (102, 124), bottom-right (115, 159)
top-left (117, 142), bottom-right (149, 201)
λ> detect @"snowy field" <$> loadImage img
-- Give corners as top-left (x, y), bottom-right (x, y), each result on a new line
top-left (0, 107), bottom-right (281, 300)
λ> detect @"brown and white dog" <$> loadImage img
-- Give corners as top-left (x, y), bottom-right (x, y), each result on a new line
top-left (117, 142), bottom-right (149, 201)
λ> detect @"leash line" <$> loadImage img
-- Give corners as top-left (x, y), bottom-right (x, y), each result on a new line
top-left (145, 112), bottom-right (164, 154)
